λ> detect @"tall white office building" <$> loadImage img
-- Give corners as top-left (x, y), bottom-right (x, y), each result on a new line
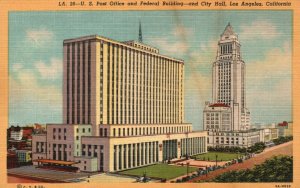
top-left (32, 24), bottom-right (208, 172)
top-left (204, 23), bottom-right (250, 132)
top-left (202, 24), bottom-right (274, 148)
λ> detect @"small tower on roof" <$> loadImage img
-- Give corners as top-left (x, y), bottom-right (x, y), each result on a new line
top-left (139, 20), bottom-right (143, 43)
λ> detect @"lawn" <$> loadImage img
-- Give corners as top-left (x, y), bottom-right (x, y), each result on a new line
top-left (119, 163), bottom-right (198, 180)
top-left (193, 152), bottom-right (242, 161)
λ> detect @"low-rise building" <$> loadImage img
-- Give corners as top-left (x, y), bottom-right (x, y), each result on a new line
top-left (10, 130), bottom-right (23, 141)
top-left (7, 152), bottom-right (18, 169)
top-left (207, 129), bottom-right (263, 148)
top-left (33, 124), bottom-right (207, 172)
top-left (16, 150), bottom-right (32, 163)
top-left (207, 128), bottom-right (279, 148)
top-left (8, 140), bottom-right (27, 150)
top-left (263, 128), bottom-right (279, 142)
top-left (277, 121), bottom-right (293, 137)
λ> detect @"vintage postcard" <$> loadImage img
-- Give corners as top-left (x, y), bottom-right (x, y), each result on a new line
top-left (0, 0), bottom-right (299, 188)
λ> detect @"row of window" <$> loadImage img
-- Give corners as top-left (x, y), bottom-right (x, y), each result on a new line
top-left (180, 137), bottom-right (206, 157)
top-left (110, 126), bottom-right (191, 137)
top-left (220, 55), bottom-right (232, 60)
top-left (36, 142), bottom-right (45, 153)
top-left (105, 41), bottom-right (183, 125)
top-left (133, 42), bottom-right (158, 53)
top-left (76, 127), bottom-right (91, 133)
top-left (220, 43), bottom-right (233, 55)
top-left (81, 144), bottom-right (104, 158)
top-left (66, 41), bottom-right (91, 124)
top-left (216, 140), bottom-right (242, 145)
top-left (113, 141), bottom-right (159, 170)
top-left (53, 128), bottom-right (66, 133)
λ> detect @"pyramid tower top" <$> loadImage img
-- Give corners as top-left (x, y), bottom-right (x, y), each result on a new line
top-left (221, 22), bottom-right (236, 36)
top-left (220, 22), bottom-right (238, 41)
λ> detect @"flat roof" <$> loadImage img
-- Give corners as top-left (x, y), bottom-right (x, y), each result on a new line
top-left (63, 35), bottom-right (184, 63)
top-left (33, 159), bottom-right (79, 165)
top-left (46, 124), bottom-right (91, 126)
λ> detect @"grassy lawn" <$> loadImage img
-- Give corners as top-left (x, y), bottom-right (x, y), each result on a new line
top-left (193, 152), bottom-right (242, 161)
top-left (119, 163), bottom-right (198, 180)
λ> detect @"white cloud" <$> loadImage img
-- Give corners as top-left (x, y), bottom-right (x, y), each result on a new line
top-left (184, 39), bottom-right (218, 102)
top-left (150, 25), bottom-right (193, 56)
top-left (26, 28), bottom-right (54, 46)
top-left (12, 63), bottom-right (23, 72)
top-left (10, 70), bottom-right (61, 108)
top-left (153, 39), bottom-right (189, 55)
top-left (35, 58), bottom-right (63, 79)
top-left (247, 41), bottom-right (291, 85)
top-left (246, 41), bottom-right (292, 121)
top-left (239, 20), bottom-right (282, 40)
top-left (173, 24), bottom-right (193, 38)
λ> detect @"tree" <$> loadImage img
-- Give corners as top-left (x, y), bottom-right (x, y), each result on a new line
top-left (213, 155), bottom-right (293, 182)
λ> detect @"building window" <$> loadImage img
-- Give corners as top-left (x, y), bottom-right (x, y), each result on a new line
top-left (104, 128), bottom-right (107, 137)
top-left (83, 128), bottom-right (85, 133)
top-left (76, 136), bottom-right (79, 140)
top-left (64, 128), bottom-right (66, 133)
top-left (53, 128), bottom-right (56, 132)
top-left (100, 128), bottom-right (103, 137)
top-left (76, 128), bottom-right (79, 133)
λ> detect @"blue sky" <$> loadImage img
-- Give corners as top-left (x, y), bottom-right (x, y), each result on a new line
top-left (9, 11), bottom-right (292, 129)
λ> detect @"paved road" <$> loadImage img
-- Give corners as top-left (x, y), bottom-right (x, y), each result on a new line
top-left (189, 141), bottom-right (293, 182)
top-left (7, 166), bottom-right (92, 183)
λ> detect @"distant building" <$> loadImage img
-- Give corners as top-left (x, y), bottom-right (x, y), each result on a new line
top-left (208, 129), bottom-right (263, 148)
top-left (33, 123), bottom-right (47, 134)
top-left (7, 152), bottom-right (18, 169)
top-left (203, 102), bottom-right (232, 131)
top-left (208, 128), bottom-right (278, 148)
top-left (16, 150), bottom-right (32, 163)
top-left (277, 121), bottom-right (293, 137)
top-left (263, 128), bottom-right (279, 142)
top-left (10, 130), bottom-right (23, 141)
top-left (8, 140), bottom-right (27, 150)
top-left (22, 127), bottom-right (34, 140)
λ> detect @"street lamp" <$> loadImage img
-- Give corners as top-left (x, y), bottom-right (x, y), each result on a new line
top-left (186, 162), bottom-right (190, 177)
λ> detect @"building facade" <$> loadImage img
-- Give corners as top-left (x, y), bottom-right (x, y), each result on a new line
top-left (277, 121), bottom-right (293, 137)
top-left (207, 128), bottom-right (278, 148)
top-left (10, 130), bottom-right (23, 141)
top-left (62, 35), bottom-right (185, 136)
top-left (16, 150), bottom-right (32, 163)
top-left (32, 34), bottom-right (207, 172)
top-left (204, 23), bottom-right (250, 132)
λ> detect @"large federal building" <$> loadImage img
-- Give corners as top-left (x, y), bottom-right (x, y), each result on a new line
top-left (32, 28), bottom-right (207, 172)
top-left (203, 23), bottom-right (277, 147)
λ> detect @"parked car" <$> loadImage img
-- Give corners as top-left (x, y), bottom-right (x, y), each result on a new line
top-left (136, 176), bottom-right (151, 183)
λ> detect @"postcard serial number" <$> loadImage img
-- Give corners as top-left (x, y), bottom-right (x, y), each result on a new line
top-left (275, 185), bottom-right (291, 188)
